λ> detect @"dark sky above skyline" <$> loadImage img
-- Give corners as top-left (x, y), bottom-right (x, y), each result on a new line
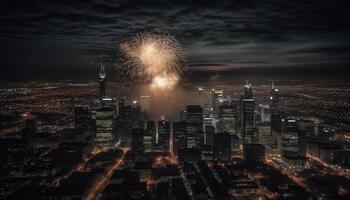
top-left (1, 0), bottom-right (350, 81)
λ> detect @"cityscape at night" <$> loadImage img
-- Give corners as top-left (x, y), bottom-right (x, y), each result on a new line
top-left (1, 1), bottom-right (350, 200)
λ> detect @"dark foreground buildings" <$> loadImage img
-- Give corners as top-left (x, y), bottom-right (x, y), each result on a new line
top-left (2, 75), bottom-right (350, 200)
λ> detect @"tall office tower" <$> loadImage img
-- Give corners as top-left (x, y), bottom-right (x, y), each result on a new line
top-left (74, 105), bottom-right (90, 131)
top-left (95, 104), bottom-right (117, 149)
top-left (212, 89), bottom-right (224, 119)
top-left (270, 81), bottom-right (280, 130)
top-left (186, 105), bottom-right (203, 149)
top-left (139, 96), bottom-right (151, 112)
top-left (281, 117), bottom-right (299, 159)
top-left (203, 125), bottom-right (215, 160)
top-left (219, 100), bottom-right (238, 134)
top-left (116, 105), bottom-right (142, 145)
top-left (204, 125), bottom-right (215, 146)
top-left (157, 120), bottom-right (170, 153)
top-left (270, 112), bottom-right (288, 155)
top-left (99, 63), bottom-right (106, 99)
top-left (281, 117), bottom-right (308, 170)
top-left (213, 132), bottom-right (231, 161)
top-left (143, 121), bottom-right (156, 153)
top-left (203, 104), bottom-right (213, 130)
top-left (257, 122), bottom-right (272, 147)
top-left (173, 122), bottom-right (187, 153)
top-left (241, 81), bottom-right (257, 160)
top-left (241, 99), bottom-right (255, 143)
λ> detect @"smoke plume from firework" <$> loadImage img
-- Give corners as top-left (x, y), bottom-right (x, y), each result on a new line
top-left (118, 33), bottom-right (186, 88)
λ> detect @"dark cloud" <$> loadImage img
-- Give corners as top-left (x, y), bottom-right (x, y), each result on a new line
top-left (0, 0), bottom-right (350, 80)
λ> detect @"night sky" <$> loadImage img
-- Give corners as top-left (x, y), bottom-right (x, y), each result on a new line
top-left (1, 0), bottom-right (350, 81)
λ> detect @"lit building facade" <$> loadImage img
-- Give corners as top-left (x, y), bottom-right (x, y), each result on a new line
top-left (212, 89), bottom-right (224, 119)
top-left (173, 122), bottom-right (187, 153)
top-left (157, 120), bottom-right (170, 153)
top-left (185, 105), bottom-right (203, 149)
top-left (219, 101), bottom-right (238, 134)
top-left (95, 105), bottom-right (117, 149)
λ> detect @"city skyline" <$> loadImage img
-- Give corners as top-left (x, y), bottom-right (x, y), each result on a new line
top-left (1, 1), bottom-right (350, 200)
top-left (1, 66), bottom-right (350, 199)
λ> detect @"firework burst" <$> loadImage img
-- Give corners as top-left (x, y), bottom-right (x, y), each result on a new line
top-left (151, 73), bottom-right (179, 90)
top-left (117, 33), bottom-right (186, 87)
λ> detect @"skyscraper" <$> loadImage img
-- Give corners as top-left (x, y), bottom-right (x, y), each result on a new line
top-left (173, 122), bottom-right (187, 153)
top-left (95, 107), bottom-right (116, 149)
top-left (95, 104), bottom-right (117, 149)
top-left (242, 100), bottom-right (256, 141)
top-left (280, 117), bottom-right (308, 170)
top-left (257, 122), bottom-right (271, 147)
top-left (219, 100), bottom-right (238, 134)
top-left (157, 120), bottom-right (170, 153)
top-left (281, 117), bottom-right (299, 159)
top-left (99, 63), bottom-right (106, 99)
top-left (203, 104), bottom-right (213, 130)
top-left (115, 104), bottom-right (142, 145)
top-left (212, 89), bottom-right (224, 119)
top-left (185, 105), bottom-right (203, 149)
top-left (204, 125), bottom-right (215, 146)
top-left (213, 132), bottom-right (231, 161)
top-left (270, 81), bottom-right (280, 132)
top-left (241, 81), bottom-right (256, 144)
top-left (240, 81), bottom-right (258, 162)
top-left (74, 105), bottom-right (90, 131)
top-left (143, 121), bottom-right (156, 153)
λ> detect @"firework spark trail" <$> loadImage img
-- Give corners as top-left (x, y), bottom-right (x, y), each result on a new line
top-left (117, 33), bottom-right (186, 88)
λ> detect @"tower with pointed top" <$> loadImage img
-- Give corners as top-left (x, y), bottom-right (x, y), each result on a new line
top-left (99, 63), bottom-right (106, 98)
top-left (242, 80), bottom-right (253, 99)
